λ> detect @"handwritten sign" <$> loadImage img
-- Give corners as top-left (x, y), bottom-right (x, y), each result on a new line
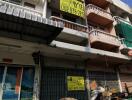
top-left (67, 76), bottom-right (85, 91)
top-left (60, 0), bottom-right (85, 18)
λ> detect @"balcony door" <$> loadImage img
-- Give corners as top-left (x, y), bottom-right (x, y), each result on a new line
top-left (0, 65), bottom-right (34, 100)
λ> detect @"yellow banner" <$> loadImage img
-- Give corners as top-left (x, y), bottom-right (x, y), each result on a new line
top-left (60, 0), bottom-right (85, 18)
top-left (67, 76), bottom-right (85, 91)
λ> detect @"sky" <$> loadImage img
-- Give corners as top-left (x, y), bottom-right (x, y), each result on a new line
top-left (122, 0), bottom-right (132, 7)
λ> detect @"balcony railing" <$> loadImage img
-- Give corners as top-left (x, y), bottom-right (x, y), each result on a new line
top-left (114, 16), bottom-right (132, 50)
top-left (86, 4), bottom-right (114, 25)
top-left (120, 38), bottom-right (132, 56)
top-left (114, 16), bottom-right (132, 25)
top-left (87, 25), bottom-right (95, 32)
top-left (89, 29), bottom-right (121, 47)
top-left (0, 0), bottom-right (42, 16)
top-left (50, 16), bottom-right (88, 33)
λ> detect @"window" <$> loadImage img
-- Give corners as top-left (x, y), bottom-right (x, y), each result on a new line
top-left (20, 67), bottom-right (35, 100)
top-left (51, 11), bottom-right (60, 17)
top-left (88, 22), bottom-right (105, 30)
top-left (63, 15), bottom-right (76, 22)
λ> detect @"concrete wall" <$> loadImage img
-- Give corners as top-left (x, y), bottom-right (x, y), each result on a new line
top-left (44, 57), bottom-right (85, 69)
top-left (0, 50), bottom-right (34, 65)
top-left (0, 49), bottom-right (85, 69)
top-left (21, 0), bottom-right (45, 12)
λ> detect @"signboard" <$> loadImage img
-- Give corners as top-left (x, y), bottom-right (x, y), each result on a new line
top-left (67, 76), bottom-right (85, 91)
top-left (60, 0), bottom-right (85, 18)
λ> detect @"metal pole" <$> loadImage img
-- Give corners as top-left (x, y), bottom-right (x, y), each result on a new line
top-left (86, 68), bottom-right (91, 100)
top-left (83, 0), bottom-right (91, 48)
top-left (0, 66), bottom-right (7, 100)
top-left (18, 67), bottom-right (23, 100)
top-left (117, 67), bottom-right (123, 92)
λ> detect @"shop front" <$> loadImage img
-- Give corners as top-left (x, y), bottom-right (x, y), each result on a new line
top-left (87, 65), bottom-right (120, 99)
top-left (40, 67), bottom-right (88, 100)
top-left (88, 71), bottom-right (120, 97)
top-left (0, 64), bottom-right (35, 100)
top-left (39, 58), bottom-right (120, 100)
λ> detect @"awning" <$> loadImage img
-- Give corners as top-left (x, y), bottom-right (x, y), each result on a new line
top-left (0, 1), bottom-right (63, 44)
top-left (115, 22), bottom-right (132, 44)
top-left (115, 22), bottom-right (132, 56)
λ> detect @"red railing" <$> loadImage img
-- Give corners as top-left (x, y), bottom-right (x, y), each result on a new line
top-left (50, 16), bottom-right (88, 33)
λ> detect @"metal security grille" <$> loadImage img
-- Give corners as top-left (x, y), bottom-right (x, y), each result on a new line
top-left (89, 71), bottom-right (119, 92)
top-left (67, 69), bottom-right (87, 100)
top-left (40, 69), bottom-right (66, 100)
top-left (40, 68), bottom-right (87, 100)
top-left (89, 71), bottom-right (106, 87)
top-left (120, 73), bottom-right (132, 93)
top-left (105, 72), bottom-right (119, 91)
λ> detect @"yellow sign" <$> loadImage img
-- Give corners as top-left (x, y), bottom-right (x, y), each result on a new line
top-left (67, 76), bottom-right (85, 91)
top-left (60, 0), bottom-right (85, 18)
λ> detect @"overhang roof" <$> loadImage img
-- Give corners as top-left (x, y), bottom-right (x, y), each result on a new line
top-left (0, 37), bottom-right (131, 65)
top-left (0, 1), bottom-right (63, 44)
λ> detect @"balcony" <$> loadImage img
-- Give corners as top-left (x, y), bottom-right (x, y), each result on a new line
top-left (119, 39), bottom-right (132, 56)
top-left (0, 1), bottom-right (63, 44)
top-left (50, 16), bottom-right (88, 33)
top-left (114, 16), bottom-right (132, 25)
top-left (50, 16), bottom-right (88, 44)
top-left (114, 16), bottom-right (132, 56)
top-left (85, 0), bottom-right (111, 8)
top-left (86, 4), bottom-right (114, 26)
top-left (89, 29), bottom-right (121, 51)
top-left (0, 0), bottom-right (42, 16)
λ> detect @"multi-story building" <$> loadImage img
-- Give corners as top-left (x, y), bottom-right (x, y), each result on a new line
top-left (0, 0), bottom-right (131, 100)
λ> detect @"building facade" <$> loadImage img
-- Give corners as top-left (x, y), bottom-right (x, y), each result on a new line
top-left (0, 0), bottom-right (132, 100)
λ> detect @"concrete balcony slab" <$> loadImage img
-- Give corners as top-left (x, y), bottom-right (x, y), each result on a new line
top-left (86, 4), bottom-right (114, 26)
top-left (89, 29), bottom-right (121, 51)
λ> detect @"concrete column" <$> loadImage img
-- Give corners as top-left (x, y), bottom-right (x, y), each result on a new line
top-left (43, 0), bottom-right (47, 18)
top-left (33, 65), bottom-right (41, 100)
top-left (32, 52), bottom-right (42, 100)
